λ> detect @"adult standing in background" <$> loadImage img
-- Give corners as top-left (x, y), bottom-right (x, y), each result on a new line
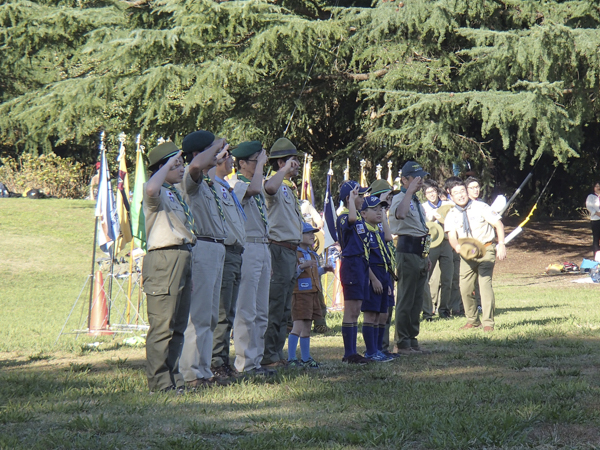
top-left (261, 138), bottom-right (303, 368)
top-left (231, 141), bottom-right (273, 375)
top-left (180, 131), bottom-right (229, 388)
top-left (586, 181), bottom-right (600, 258)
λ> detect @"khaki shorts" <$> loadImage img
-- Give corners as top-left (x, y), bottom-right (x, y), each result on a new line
top-left (292, 292), bottom-right (323, 321)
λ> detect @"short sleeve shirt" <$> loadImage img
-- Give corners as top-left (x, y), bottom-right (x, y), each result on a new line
top-left (143, 183), bottom-right (196, 251)
top-left (389, 191), bottom-right (429, 237)
top-left (444, 200), bottom-right (499, 244)
top-left (233, 179), bottom-right (269, 239)
top-left (181, 168), bottom-right (227, 240)
top-left (263, 181), bottom-right (302, 243)
top-left (336, 213), bottom-right (369, 259)
top-left (214, 178), bottom-right (246, 246)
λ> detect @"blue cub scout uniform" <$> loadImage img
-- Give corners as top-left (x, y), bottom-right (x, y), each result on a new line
top-left (336, 212), bottom-right (370, 301)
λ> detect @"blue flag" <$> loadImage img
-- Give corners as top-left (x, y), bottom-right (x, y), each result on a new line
top-left (323, 163), bottom-right (338, 248)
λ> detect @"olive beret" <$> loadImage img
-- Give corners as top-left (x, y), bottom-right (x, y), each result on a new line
top-left (181, 130), bottom-right (215, 154)
top-left (147, 142), bottom-right (180, 167)
top-left (269, 137), bottom-right (298, 159)
top-left (231, 141), bottom-right (262, 159)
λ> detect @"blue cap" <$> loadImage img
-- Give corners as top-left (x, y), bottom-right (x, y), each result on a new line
top-left (302, 222), bottom-right (319, 234)
top-left (360, 195), bottom-right (389, 211)
top-left (339, 180), bottom-right (370, 202)
top-left (401, 161), bottom-right (429, 178)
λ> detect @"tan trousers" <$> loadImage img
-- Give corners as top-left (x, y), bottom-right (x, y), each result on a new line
top-left (180, 240), bottom-right (225, 381)
top-left (233, 242), bottom-right (272, 372)
top-left (460, 245), bottom-right (496, 328)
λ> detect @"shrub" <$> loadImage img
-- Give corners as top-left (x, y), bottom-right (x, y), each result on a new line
top-left (0, 153), bottom-right (90, 199)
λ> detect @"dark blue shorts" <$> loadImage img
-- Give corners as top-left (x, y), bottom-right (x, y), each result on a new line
top-left (340, 256), bottom-right (370, 302)
top-left (362, 265), bottom-right (391, 313)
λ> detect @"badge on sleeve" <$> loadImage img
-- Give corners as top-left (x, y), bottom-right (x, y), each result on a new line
top-left (356, 223), bottom-right (365, 234)
top-left (167, 191), bottom-right (175, 202)
top-left (282, 186), bottom-right (289, 198)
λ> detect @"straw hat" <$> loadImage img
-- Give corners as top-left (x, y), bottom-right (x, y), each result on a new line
top-left (426, 221), bottom-right (444, 248)
top-left (458, 238), bottom-right (486, 260)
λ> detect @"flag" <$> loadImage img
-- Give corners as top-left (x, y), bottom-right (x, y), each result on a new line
top-left (323, 161), bottom-right (338, 248)
top-left (95, 135), bottom-right (120, 254)
top-left (116, 137), bottom-right (132, 253)
top-left (131, 135), bottom-right (147, 251)
top-left (301, 154), bottom-right (314, 206)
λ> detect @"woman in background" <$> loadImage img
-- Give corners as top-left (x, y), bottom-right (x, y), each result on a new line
top-left (585, 182), bottom-right (600, 258)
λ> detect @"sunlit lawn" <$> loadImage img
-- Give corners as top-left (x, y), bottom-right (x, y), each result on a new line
top-left (1, 199), bottom-right (600, 449)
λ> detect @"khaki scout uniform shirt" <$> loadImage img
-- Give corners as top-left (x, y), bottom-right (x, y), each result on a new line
top-left (263, 180), bottom-right (302, 244)
top-left (444, 200), bottom-right (499, 244)
top-left (181, 167), bottom-right (227, 240)
top-left (233, 180), bottom-right (269, 240)
top-left (389, 191), bottom-right (429, 237)
top-left (143, 183), bottom-right (196, 251)
top-left (214, 178), bottom-right (246, 246)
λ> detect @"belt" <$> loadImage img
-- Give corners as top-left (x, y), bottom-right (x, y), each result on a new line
top-left (226, 243), bottom-right (245, 254)
top-left (269, 239), bottom-right (299, 251)
top-left (246, 237), bottom-right (270, 244)
top-left (397, 235), bottom-right (431, 258)
top-left (150, 244), bottom-right (192, 252)
top-left (196, 236), bottom-right (225, 244)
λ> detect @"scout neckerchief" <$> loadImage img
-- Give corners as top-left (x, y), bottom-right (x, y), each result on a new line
top-left (365, 222), bottom-right (391, 272)
top-left (427, 199), bottom-right (442, 209)
top-left (454, 199), bottom-right (473, 237)
top-left (401, 186), bottom-right (427, 228)
top-left (214, 175), bottom-right (247, 221)
top-left (202, 174), bottom-right (225, 221)
top-left (340, 207), bottom-right (369, 260)
top-left (162, 182), bottom-right (199, 235)
top-left (282, 177), bottom-right (301, 210)
top-left (237, 172), bottom-right (268, 228)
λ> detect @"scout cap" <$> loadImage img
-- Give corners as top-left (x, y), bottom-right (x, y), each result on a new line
top-left (369, 179), bottom-right (400, 196)
top-left (302, 222), bottom-right (319, 234)
top-left (401, 161), bottom-right (429, 179)
top-left (426, 221), bottom-right (444, 248)
top-left (435, 204), bottom-right (454, 225)
top-left (269, 137), bottom-right (298, 159)
top-left (458, 237), bottom-right (486, 260)
top-left (231, 141), bottom-right (262, 159)
top-left (181, 130), bottom-right (215, 154)
top-left (360, 195), bottom-right (389, 211)
top-left (147, 141), bottom-right (180, 167)
top-left (339, 180), bottom-right (370, 202)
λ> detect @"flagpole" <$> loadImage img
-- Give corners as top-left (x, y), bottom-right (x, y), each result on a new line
top-left (87, 132), bottom-right (104, 330)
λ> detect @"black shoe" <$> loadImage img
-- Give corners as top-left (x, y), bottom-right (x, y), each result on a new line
top-left (211, 364), bottom-right (238, 379)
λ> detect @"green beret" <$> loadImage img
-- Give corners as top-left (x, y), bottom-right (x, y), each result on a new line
top-left (232, 141), bottom-right (262, 159)
top-left (148, 142), bottom-right (180, 167)
top-left (182, 130), bottom-right (215, 154)
top-left (269, 137), bottom-right (298, 159)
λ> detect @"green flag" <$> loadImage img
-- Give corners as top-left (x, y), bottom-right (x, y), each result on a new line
top-left (131, 141), bottom-right (147, 251)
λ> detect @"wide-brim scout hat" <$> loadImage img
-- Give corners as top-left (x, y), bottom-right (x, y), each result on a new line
top-left (231, 140), bottom-right (262, 159)
top-left (339, 180), bottom-right (370, 202)
top-left (436, 204), bottom-right (454, 225)
top-left (369, 179), bottom-right (400, 196)
top-left (268, 138), bottom-right (298, 160)
top-left (181, 130), bottom-right (215, 154)
top-left (458, 237), bottom-right (486, 260)
top-left (148, 141), bottom-right (181, 167)
top-left (426, 221), bottom-right (444, 248)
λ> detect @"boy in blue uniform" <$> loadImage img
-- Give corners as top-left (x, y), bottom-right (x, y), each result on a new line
top-left (336, 181), bottom-right (371, 364)
top-left (287, 222), bottom-right (334, 368)
top-left (360, 195), bottom-right (395, 362)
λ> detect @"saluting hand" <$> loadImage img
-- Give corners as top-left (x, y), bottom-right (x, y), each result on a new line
top-left (284, 158), bottom-right (299, 175)
top-left (166, 150), bottom-right (183, 170)
top-left (407, 176), bottom-right (422, 195)
top-left (256, 149), bottom-right (268, 167)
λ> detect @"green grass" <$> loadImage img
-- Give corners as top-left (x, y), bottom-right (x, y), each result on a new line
top-left (1, 199), bottom-right (600, 448)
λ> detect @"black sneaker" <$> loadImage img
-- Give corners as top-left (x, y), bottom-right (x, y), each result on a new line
top-left (342, 353), bottom-right (370, 365)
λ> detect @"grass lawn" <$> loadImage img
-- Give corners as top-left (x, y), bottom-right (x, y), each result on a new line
top-left (1, 199), bottom-right (600, 449)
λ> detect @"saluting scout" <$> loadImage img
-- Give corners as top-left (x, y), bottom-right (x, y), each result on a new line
top-left (142, 142), bottom-right (196, 394)
top-left (179, 130), bottom-right (229, 388)
top-left (231, 141), bottom-right (273, 375)
top-left (261, 138), bottom-right (303, 368)
top-left (210, 145), bottom-right (247, 378)
top-left (389, 161), bottom-right (432, 356)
